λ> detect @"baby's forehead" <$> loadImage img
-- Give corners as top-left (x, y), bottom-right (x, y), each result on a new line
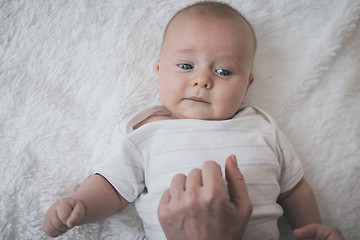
top-left (172, 7), bottom-right (246, 28)
top-left (164, 10), bottom-right (255, 51)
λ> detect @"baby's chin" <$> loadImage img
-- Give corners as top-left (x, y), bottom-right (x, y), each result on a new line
top-left (165, 103), bottom-right (237, 120)
top-left (172, 111), bottom-right (232, 121)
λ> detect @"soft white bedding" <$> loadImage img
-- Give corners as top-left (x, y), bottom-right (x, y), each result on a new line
top-left (1, 0), bottom-right (359, 239)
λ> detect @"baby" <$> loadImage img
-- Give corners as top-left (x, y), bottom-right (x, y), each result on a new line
top-left (43, 2), bottom-right (323, 239)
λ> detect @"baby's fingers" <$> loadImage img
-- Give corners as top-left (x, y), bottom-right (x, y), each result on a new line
top-left (66, 200), bottom-right (86, 229)
top-left (43, 207), bottom-right (69, 237)
top-left (43, 197), bottom-right (77, 237)
top-left (46, 211), bottom-right (70, 237)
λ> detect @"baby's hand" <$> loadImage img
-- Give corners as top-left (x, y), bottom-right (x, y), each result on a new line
top-left (42, 197), bottom-right (86, 237)
top-left (294, 224), bottom-right (344, 240)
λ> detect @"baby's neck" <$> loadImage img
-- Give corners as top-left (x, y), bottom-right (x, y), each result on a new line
top-left (133, 115), bottom-right (174, 130)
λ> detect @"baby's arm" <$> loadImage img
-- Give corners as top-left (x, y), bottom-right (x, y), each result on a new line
top-left (277, 177), bottom-right (321, 229)
top-left (43, 174), bottom-right (128, 237)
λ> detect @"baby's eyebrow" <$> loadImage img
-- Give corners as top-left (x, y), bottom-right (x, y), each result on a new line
top-left (173, 48), bottom-right (246, 67)
top-left (215, 56), bottom-right (243, 66)
top-left (175, 48), bottom-right (196, 55)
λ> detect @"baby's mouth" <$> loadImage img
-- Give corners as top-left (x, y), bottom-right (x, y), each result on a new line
top-left (185, 97), bottom-right (211, 104)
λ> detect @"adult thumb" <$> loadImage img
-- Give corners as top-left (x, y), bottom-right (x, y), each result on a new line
top-left (225, 155), bottom-right (252, 212)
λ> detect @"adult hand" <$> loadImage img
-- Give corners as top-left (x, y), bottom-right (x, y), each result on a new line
top-left (158, 155), bottom-right (253, 240)
top-left (294, 224), bottom-right (344, 240)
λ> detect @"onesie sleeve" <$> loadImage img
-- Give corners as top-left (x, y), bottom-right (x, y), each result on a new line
top-left (275, 127), bottom-right (304, 193)
top-left (92, 125), bottom-right (145, 202)
top-left (239, 106), bottom-right (304, 194)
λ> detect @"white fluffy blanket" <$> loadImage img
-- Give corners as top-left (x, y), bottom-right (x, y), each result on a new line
top-left (1, 0), bottom-right (359, 239)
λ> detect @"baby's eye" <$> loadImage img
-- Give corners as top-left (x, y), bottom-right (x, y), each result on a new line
top-left (215, 69), bottom-right (232, 76)
top-left (178, 64), bottom-right (194, 70)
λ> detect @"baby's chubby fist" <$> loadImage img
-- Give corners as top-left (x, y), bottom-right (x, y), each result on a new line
top-left (42, 197), bottom-right (85, 237)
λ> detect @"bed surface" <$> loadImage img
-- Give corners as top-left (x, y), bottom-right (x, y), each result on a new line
top-left (1, 0), bottom-right (359, 239)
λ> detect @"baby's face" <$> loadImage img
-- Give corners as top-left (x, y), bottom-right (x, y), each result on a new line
top-left (157, 12), bottom-right (254, 120)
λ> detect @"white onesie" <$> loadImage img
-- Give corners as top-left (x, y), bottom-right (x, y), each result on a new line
top-left (93, 105), bottom-right (304, 240)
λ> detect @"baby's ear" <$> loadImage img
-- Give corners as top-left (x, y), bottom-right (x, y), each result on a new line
top-left (156, 60), bottom-right (160, 72)
top-left (248, 74), bottom-right (254, 89)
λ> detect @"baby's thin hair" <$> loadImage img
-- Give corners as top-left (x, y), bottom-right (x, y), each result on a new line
top-left (162, 1), bottom-right (257, 53)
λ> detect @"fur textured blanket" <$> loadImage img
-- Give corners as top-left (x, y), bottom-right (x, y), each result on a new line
top-left (1, 0), bottom-right (359, 239)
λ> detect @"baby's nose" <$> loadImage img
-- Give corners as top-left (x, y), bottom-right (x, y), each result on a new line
top-left (192, 71), bottom-right (213, 89)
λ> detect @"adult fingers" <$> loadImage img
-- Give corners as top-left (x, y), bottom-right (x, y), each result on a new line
top-left (225, 155), bottom-right (252, 211)
top-left (294, 225), bottom-right (316, 239)
top-left (158, 189), bottom-right (171, 222)
top-left (159, 189), bottom-right (171, 206)
top-left (185, 168), bottom-right (202, 190)
top-left (201, 160), bottom-right (223, 188)
top-left (170, 173), bottom-right (186, 198)
top-left (293, 224), bottom-right (344, 240)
